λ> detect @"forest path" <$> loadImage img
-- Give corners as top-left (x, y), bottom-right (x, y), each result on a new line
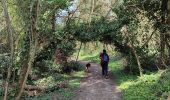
top-left (75, 61), bottom-right (122, 100)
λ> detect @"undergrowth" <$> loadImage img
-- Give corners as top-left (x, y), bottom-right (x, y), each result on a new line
top-left (24, 71), bottom-right (85, 100)
top-left (109, 55), bottom-right (170, 100)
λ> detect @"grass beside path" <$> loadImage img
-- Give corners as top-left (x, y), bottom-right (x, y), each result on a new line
top-left (109, 55), bottom-right (170, 100)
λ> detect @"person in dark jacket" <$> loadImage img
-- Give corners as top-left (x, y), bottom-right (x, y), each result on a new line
top-left (100, 49), bottom-right (109, 78)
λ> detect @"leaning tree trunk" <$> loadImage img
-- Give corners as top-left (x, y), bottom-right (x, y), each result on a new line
top-left (15, 0), bottom-right (40, 99)
top-left (76, 42), bottom-right (82, 61)
top-left (128, 43), bottom-right (143, 76)
top-left (89, 0), bottom-right (94, 25)
top-left (1, 0), bottom-right (14, 100)
top-left (15, 45), bottom-right (37, 100)
top-left (159, 0), bottom-right (168, 68)
top-left (18, 61), bottom-right (28, 88)
top-left (166, 0), bottom-right (170, 68)
top-left (123, 25), bottom-right (143, 76)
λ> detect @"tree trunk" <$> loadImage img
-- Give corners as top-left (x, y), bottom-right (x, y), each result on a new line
top-left (15, 0), bottom-right (40, 99)
top-left (160, 0), bottom-right (168, 68)
top-left (52, 12), bottom-right (56, 32)
top-left (12, 69), bottom-right (16, 84)
top-left (1, 0), bottom-right (14, 100)
top-left (89, 0), bottom-right (94, 25)
top-left (76, 42), bottom-right (82, 61)
top-left (166, 0), bottom-right (170, 68)
top-left (103, 43), bottom-right (106, 49)
top-left (19, 61), bottom-right (28, 88)
top-left (124, 25), bottom-right (143, 76)
top-left (15, 46), bottom-right (37, 100)
top-left (128, 43), bottom-right (143, 76)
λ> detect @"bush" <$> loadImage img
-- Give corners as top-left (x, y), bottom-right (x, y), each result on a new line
top-left (118, 71), bottom-right (170, 100)
top-left (158, 70), bottom-right (170, 99)
top-left (61, 61), bottom-right (84, 73)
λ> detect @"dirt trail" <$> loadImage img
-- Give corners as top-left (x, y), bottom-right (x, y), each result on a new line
top-left (75, 61), bottom-right (122, 100)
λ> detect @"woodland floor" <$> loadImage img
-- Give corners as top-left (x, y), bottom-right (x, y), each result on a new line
top-left (74, 61), bottom-right (122, 100)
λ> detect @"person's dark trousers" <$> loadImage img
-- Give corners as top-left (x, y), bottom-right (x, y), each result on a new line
top-left (101, 62), bottom-right (105, 76)
top-left (102, 61), bottom-right (108, 76)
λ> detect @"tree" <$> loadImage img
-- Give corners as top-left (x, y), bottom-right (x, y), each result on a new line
top-left (1, 0), bottom-right (14, 99)
top-left (15, 0), bottom-right (40, 99)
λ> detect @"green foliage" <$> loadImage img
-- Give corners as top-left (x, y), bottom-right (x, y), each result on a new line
top-left (109, 55), bottom-right (170, 100)
top-left (59, 61), bottom-right (83, 73)
top-left (71, 18), bottom-right (123, 44)
top-left (25, 71), bottom-right (84, 100)
top-left (119, 72), bottom-right (170, 100)
top-left (0, 55), bottom-right (10, 70)
top-left (57, 40), bottom-right (76, 57)
top-left (0, 86), bottom-right (18, 99)
top-left (65, 61), bottom-right (84, 71)
top-left (0, 87), bottom-right (3, 98)
top-left (35, 76), bottom-right (56, 88)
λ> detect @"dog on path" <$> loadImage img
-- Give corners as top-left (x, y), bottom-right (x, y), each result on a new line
top-left (85, 63), bottom-right (91, 72)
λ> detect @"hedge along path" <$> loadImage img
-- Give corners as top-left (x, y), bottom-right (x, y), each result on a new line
top-left (75, 61), bottom-right (122, 100)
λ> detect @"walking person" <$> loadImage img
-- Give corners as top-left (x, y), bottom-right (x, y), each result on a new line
top-left (100, 49), bottom-right (109, 78)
